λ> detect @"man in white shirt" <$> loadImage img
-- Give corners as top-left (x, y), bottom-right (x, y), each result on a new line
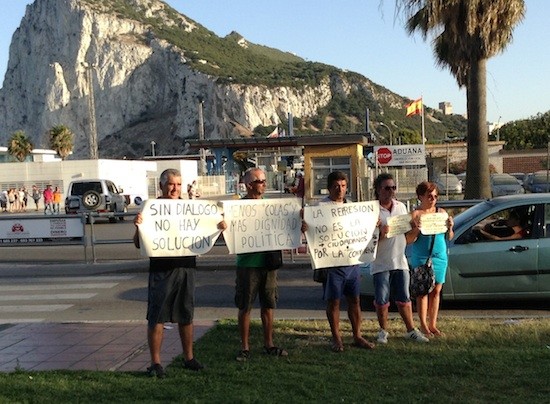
top-left (371, 173), bottom-right (429, 344)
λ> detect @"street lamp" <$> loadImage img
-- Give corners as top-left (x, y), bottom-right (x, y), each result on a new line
top-left (198, 98), bottom-right (207, 176)
top-left (83, 62), bottom-right (98, 159)
top-left (379, 122), bottom-right (393, 145)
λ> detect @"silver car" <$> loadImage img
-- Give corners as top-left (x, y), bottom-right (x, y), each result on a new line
top-left (434, 173), bottom-right (463, 194)
top-left (490, 173), bottom-right (525, 197)
top-left (360, 194), bottom-right (550, 302)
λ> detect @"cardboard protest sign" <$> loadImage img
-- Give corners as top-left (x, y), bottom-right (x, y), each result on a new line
top-left (386, 213), bottom-right (412, 238)
top-left (221, 198), bottom-right (302, 254)
top-left (420, 212), bottom-right (449, 235)
top-left (303, 201), bottom-right (380, 269)
top-left (138, 199), bottom-right (223, 257)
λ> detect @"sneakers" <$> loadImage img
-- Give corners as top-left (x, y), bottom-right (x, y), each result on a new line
top-left (184, 357), bottom-right (205, 371)
top-left (377, 329), bottom-right (389, 344)
top-left (405, 328), bottom-right (430, 343)
top-left (146, 363), bottom-right (166, 378)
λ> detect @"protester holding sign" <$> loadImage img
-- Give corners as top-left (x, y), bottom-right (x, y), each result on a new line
top-left (301, 171), bottom-right (375, 353)
top-left (407, 181), bottom-right (454, 337)
top-left (133, 168), bottom-right (226, 377)
top-left (371, 173), bottom-right (429, 344)
top-left (233, 167), bottom-right (288, 362)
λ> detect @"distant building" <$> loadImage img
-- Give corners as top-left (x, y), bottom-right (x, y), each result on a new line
top-left (0, 147), bottom-right (61, 163)
top-left (439, 102), bottom-right (453, 115)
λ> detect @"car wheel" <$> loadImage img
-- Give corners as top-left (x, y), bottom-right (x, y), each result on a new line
top-left (82, 190), bottom-right (101, 210)
top-left (109, 217), bottom-right (117, 223)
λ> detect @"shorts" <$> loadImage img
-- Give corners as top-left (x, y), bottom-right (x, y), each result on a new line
top-left (324, 265), bottom-right (360, 301)
top-left (147, 267), bottom-right (195, 328)
top-left (235, 267), bottom-right (278, 310)
top-left (373, 270), bottom-right (410, 307)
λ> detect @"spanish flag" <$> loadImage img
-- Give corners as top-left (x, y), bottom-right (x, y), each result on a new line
top-left (406, 98), bottom-right (423, 117)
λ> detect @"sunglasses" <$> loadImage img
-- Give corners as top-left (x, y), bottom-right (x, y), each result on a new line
top-left (251, 179), bottom-right (267, 185)
top-left (383, 185), bottom-right (397, 191)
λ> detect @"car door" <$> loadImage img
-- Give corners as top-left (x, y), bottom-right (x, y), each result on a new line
top-left (446, 204), bottom-right (539, 299)
top-left (538, 203), bottom-right (550, 295)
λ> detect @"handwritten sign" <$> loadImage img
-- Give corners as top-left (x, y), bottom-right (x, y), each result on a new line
top-left (221, 198), bottom-right (302, 254)
top-left (420, 212), bottom-right (449, 235)
top-left (386, 214), bottom-right (412, 238)
top-left (138, 199), bottom-right (223, 257)
top-left (303, 201), bottom-right (379, 269)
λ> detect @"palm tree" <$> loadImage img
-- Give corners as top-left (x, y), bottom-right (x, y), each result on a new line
top-left (48, 125), bottom-right (75, 160)
top-left (8, 130), bottom-right (33, 162)
top-left (397, 0), bottom-right (525, 198)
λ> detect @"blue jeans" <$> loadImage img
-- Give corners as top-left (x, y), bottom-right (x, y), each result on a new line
top-left (373, 270), bottom-right (410, 307)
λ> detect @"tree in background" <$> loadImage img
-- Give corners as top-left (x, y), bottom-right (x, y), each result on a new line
top-left (397, 0), bottom-right (525, 199)
top-left (8, 130), bottom-right (33, 162)
top-left (48, 125), bottom-right (75, 160)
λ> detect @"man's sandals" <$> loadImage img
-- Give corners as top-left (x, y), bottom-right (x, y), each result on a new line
top-left (263, 346), bottom-right (288, 357)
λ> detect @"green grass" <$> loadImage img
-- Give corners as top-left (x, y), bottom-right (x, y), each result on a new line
top-left (1, 318), bottom-right (549, 403)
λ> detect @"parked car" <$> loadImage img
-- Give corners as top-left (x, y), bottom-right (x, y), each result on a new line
top-left (65, 179), bottom-right (127, 222)
top-left (490, 173), bottom-right (525, 197)
top-left (434, 173), bottom-right (463, 194)
top-left (360, 194), bottom-right (550, 301)
top-left (509, 172), bottom-right (525, 186)
top-left (524, 171), bottom-right (550, 193)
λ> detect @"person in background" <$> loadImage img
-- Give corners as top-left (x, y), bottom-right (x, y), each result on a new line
top-left (233, 167), bottom-right (288, 361)
top-left (187, 180), bottom-right (200, 199)
top-left (31, 185), bottom-right (41, 211)
top-left (301, 171), bottom-right (375, 353)
top-left (407, 181), bottom-right (454, 337)
top-left (43, 185), bottom-right (54, 214)
top-left (291, 171), bottom-right (305, 201)
top-left (133, 169), bottom-right (225, 377)
top-left (18, 187), bottom-right (27, 212)
top-left (53, 186), bottom-right (62, 214)
top-left (371, 173), bottom-right (429, 344)
top-left (0, 189), bottom-right (7, 212)
top-left (7, 188), bottom-right (16, 212)
top-left (477, 208), bottom-right (527, 241)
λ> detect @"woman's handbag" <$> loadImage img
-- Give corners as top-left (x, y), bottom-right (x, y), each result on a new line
top-left (265, 250), bottom-right (283, 270)
top-left (410, 236), bottom-right (436, 298)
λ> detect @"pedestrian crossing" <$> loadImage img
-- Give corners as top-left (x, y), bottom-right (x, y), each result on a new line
top-left (0, 275), bottom-right (135, 323)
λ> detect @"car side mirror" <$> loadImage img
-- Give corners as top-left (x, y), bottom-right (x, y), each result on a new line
top-left (118, 187), bottom-right (124, 194)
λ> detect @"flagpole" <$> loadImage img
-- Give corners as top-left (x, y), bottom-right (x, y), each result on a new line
top-left (421, 96), bottom-right (425, 145)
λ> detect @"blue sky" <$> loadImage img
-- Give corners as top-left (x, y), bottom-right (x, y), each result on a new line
top-left (1, 0), bottom-right (548, 124)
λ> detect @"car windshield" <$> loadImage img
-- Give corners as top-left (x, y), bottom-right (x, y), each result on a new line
top-left (438, 175), bottom-right (459, 184)
top-left (493, 176), bottom-right (519, 186)
top-left (454, 200), bottom-right (496, 229)
top-left (532, 175), bottom-right (550, 184)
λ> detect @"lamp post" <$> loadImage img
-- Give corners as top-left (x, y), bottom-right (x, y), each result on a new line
top-left (379, 122), bottom-right (393, 145)
top-left (83, 62), bottom-right (98, 159)
top-left (150, 140), bottom-right (156, 157)
top-left (198, 98), bottom-right (207, 176)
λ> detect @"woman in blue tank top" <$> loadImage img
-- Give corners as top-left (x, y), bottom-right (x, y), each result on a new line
top-left (407, 181), bottom-right (454, 337)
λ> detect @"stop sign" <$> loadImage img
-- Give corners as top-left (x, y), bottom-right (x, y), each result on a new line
top-left (377, 147), bottom-right (392, 164)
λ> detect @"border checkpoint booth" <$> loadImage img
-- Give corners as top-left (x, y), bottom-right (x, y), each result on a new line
top-left (186, 133), bottom-right (371, 204)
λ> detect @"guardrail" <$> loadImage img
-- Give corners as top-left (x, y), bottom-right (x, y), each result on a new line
top-left (0, 211), bottom-right (139, 264)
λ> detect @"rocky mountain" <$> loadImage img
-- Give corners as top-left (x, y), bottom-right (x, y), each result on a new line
top-left (0, 0), bottom-right (466, 159)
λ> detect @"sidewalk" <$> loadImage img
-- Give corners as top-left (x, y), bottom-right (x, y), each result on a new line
top-left (0, 320), bottom-right (214, 372)
top-left (0, 250), bottom-right (313, 373)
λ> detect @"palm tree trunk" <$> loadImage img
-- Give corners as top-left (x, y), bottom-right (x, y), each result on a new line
top-left (464, 57), bottom-right (491, 199)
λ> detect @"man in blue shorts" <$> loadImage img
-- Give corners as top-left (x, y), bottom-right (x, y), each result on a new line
top-left (302, 171), bottom-right (375, 353)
